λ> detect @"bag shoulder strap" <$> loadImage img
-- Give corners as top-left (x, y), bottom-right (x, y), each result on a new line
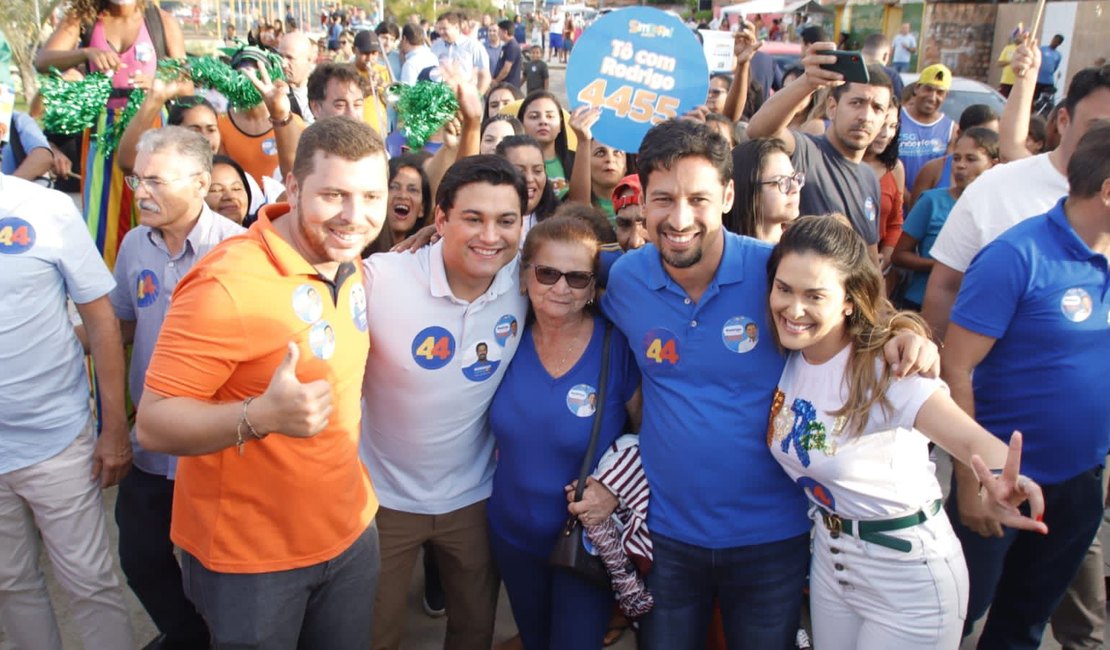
top-left (572, 322), bottom-right (613, 501)
top-left (144, 3), bottom-right (168, 59)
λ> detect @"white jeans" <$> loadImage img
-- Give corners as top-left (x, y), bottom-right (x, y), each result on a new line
top-left (809, 507), bottom-right (968, 650)
top-left (0, 421), bottom-right (134, 650)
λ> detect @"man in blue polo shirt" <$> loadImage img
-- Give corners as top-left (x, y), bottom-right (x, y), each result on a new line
top-left (601, 119), bottom-right (938, 649)
top-left (940, 123), bottom-right (1110, 649)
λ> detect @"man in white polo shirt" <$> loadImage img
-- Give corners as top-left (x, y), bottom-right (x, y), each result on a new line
top-left (360, 155), bottom-right (528, 650)
top-left (0, 173), bottom-right (134, 649)
top-left (432, 11), bottom-right (491, 94)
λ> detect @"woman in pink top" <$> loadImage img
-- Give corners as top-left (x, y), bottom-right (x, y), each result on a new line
top-left (36, 0), bottom-right (185, 268)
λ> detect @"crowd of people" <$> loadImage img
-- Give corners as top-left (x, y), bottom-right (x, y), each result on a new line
top-left (2, 2), bottom-right (1110, 650)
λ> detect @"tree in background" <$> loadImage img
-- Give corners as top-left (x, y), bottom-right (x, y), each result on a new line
top-left (1, 0), bottom-right (62, 100)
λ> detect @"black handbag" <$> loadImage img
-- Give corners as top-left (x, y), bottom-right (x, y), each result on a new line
top-left (548, 323), bottom-right (613, 588)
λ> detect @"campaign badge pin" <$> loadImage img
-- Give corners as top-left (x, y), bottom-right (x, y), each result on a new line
top-left (292, 284), bottom-right (323, 323)
top-left (309, 320), bottom-right (336, 360)
top-left (567, 383), bottom-right (599, 418)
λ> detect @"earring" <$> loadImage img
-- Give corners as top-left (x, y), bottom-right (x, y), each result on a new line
top-left (845, 308), bottom-right (853, 316)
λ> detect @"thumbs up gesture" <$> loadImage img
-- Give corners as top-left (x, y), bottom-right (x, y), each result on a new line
top-left (254, 342), bottom-right (334, 438)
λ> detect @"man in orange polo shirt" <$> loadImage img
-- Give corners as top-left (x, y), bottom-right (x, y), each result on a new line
top-left (136, 117), bottom-right (388, 648)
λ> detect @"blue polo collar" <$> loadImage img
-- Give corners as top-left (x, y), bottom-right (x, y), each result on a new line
top-left (643, 230), bottom-right (750, 292)
top-left (1046, 197), bottom-right (1107, 263)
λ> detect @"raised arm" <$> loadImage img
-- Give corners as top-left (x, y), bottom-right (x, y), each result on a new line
top-left (116, 76), bottom-right (195, 174)
top-left (999, 33), bottom-right (1040, 163)
top-left (721, 21), bottom-right (760, 123)
top-left (567, 105), bottom-right (601, 205)
top-left (747, 42), bottom-right (842, 154)
top-left (244, 65), bottom-right (305, 178)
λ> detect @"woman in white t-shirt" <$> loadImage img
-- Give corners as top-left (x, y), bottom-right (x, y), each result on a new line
top-left (764, 216), bottom-right (1048, 649)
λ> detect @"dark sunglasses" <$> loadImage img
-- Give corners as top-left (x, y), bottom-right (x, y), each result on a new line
top-left (531, 264), bottom-right (595, 289)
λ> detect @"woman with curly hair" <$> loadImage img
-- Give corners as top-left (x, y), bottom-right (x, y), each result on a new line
top-left (36, 0), bottom-right (185, 267)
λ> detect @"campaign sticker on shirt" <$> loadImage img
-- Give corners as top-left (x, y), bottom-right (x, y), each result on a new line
top-left (797, 477), bottom-right (837, 511)
top-left (494, 314), bottom-right (519, 347)
top-left (0, 217), bottom-right (36, 255)
top-left (292, 284), bottom-right (324, 323)
top-left (135, 270), bottom-right (160, 308)
top-left (349, 283), bottom-right (368, 332)
top-left (721, 316), bottom-right (759, 354)
top-left (308, 320), bottom-right (336, 360)
top-left (864, 196), bottom-right (877, 222)
top-left (642, 327), bottom-right (680, 369)
top-left (135, 41), bottom-right (155, 63)
top-left (412, 326), bottom-right (456, 369)
top-left (262, 138), bottom-right (278, 156)
top-left (460, 339), bottom-right (501, 382)
top-left (1060, 287), bottom-right (1093, 323)
top-left (567, 383), bottom-right (599, 418)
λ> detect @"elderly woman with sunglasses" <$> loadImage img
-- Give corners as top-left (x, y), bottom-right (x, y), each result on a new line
top-left (487, 215), bottom-right (642, 649)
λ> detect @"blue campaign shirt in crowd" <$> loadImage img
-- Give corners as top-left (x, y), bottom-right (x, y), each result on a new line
top-left (1, 112), bottom-right (51, 176)
top-left (900, 187), bottom-right (956, 305)
top-left (898, 107), bottom-right (955, 192)
top-left (0, 175), bottom-right (116, 473)
top-left (598, 244), bottom-right (622, 288)
top-left (1038, 46), bottom-right (1062, 86)
top-left (601, 231), bottom-right (810, 548)
top-left (951, 198), bottom-right (1110, 484)
top-left (488, 315), bottom-right (640, 556)
top-left (109, 205), bottom-right (244, 479)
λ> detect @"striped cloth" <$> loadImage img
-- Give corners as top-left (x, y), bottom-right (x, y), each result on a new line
top-left (82, 108), bottom-right (138, 270)
top-left (591, 434), bottom-right (652, 572)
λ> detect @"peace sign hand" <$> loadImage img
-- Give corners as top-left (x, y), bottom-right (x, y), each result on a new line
top-left (970, 431), bottom-right (1049, 535)
top-left (243, 64), bottom-right (292, 119)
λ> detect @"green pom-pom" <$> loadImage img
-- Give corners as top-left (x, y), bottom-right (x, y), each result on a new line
top-left (395, 81), bottom-right (459, 149)
top-left (186, 56), bottom-right (263, 109)
top-left (101, 89), bottom-right (145, 153)
top-left (40, 71), bottom-right (113, 135)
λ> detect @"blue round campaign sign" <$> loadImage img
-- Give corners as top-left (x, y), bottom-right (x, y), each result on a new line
top-left (566, 7), bottom-right (710, 153)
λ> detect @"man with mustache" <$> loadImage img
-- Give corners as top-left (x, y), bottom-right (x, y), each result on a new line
top-left (110, 126), bottom-right (243, 650)
top-left (136, 117), bottom-right (388, 648)
top-left (748, 42), bottom-right (893, 268)
top-left (898, 64), bottom-right (957, 191)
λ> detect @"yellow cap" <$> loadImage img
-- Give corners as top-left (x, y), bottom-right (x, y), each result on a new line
top-left (918, 64), bottom-right (952, 91)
